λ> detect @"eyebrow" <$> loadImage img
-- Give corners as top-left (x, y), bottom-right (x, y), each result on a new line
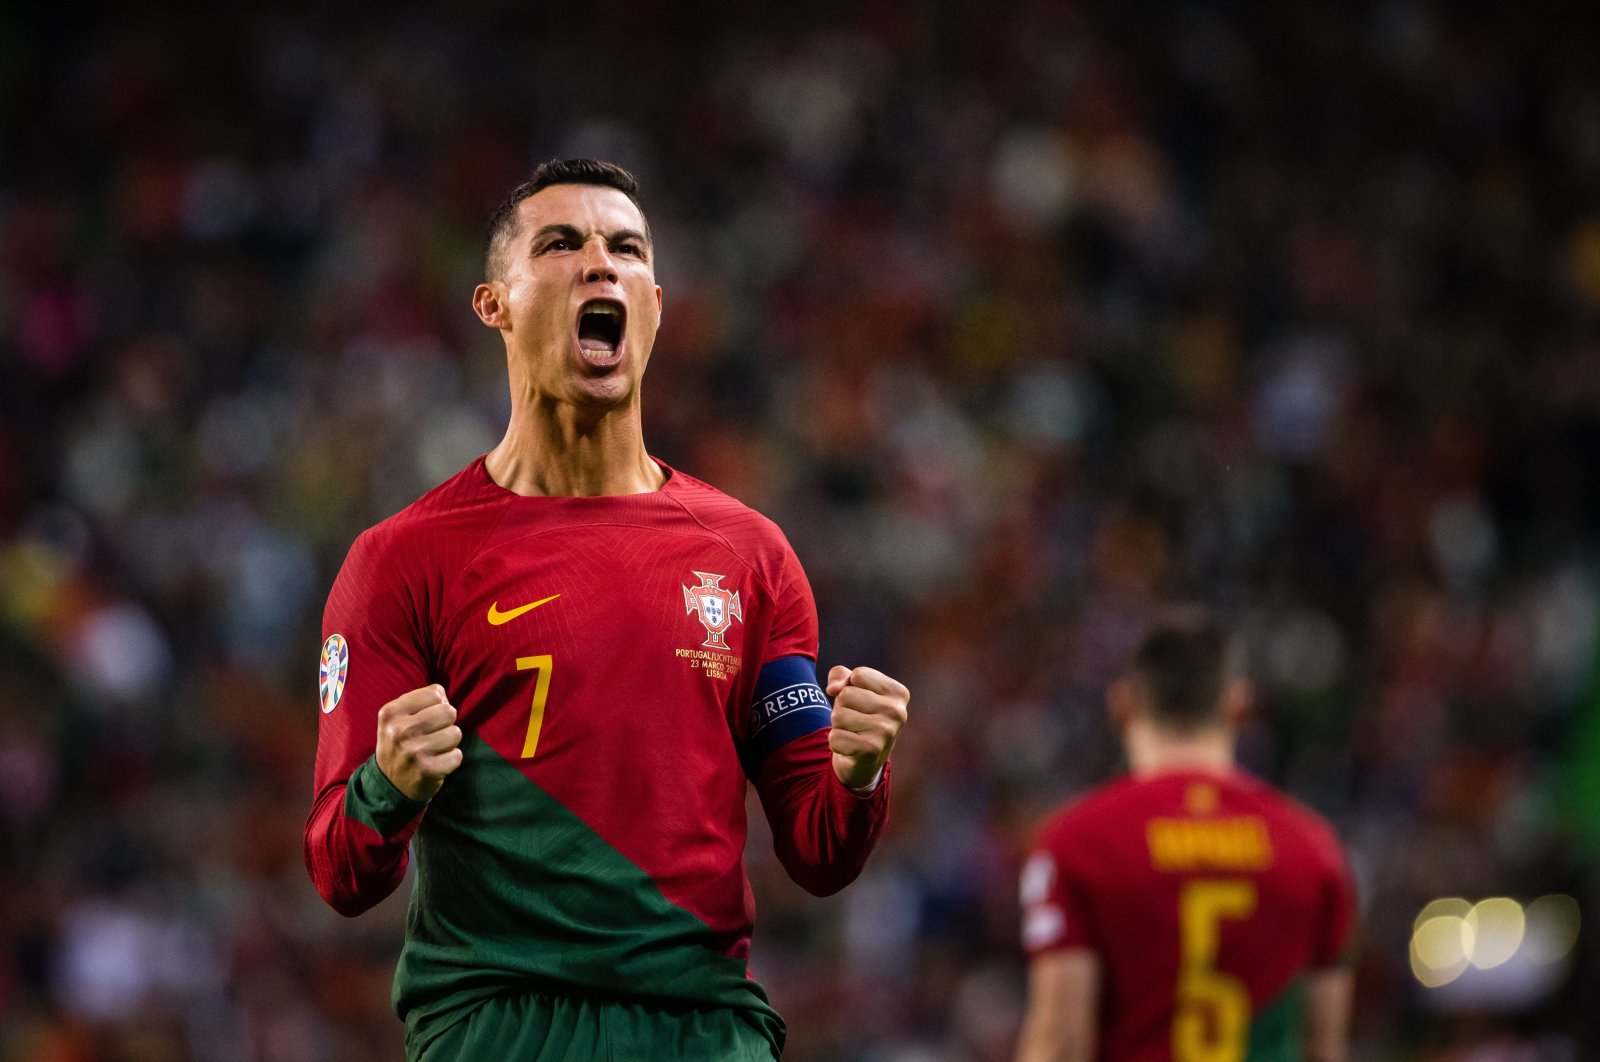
top-left (531, 224), bottom-right (651, 255)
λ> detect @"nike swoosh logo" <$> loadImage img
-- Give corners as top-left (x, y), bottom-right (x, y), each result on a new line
top-left (487, 594), bottom-right (561, 625)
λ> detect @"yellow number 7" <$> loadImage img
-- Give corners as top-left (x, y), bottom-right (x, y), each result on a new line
top-left (515, 655), bottom-right (553, 759)
top-left (1174, 879), bottom-right (1256, 1062)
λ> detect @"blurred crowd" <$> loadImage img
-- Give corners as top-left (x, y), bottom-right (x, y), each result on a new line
top-left (4, 0), bottom-right (1600, 1059)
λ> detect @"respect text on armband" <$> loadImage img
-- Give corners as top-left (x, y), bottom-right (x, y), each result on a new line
top-left (752, 682), bottom-right (831, 734)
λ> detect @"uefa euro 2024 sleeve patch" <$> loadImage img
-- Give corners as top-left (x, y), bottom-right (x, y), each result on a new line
top-left (319, 633), bottom-right (349, 713)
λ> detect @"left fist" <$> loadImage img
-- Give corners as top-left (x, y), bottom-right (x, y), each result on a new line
top-left (825, 665), bottom-right (909, 792)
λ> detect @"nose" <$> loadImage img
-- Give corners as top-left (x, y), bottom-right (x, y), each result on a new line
top-left (581, 240), bottom-right (618, 284)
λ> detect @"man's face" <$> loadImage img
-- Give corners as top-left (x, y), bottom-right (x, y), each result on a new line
top-left (484, 183), bottom-right (662, 410)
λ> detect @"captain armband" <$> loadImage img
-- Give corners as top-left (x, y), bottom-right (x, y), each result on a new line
top-left (742, 655), bottom-right (834, 776)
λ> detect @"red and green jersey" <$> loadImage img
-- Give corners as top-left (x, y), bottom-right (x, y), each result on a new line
top-left (1021, 768), bottom-right (1355, 1062)
top-left (304, 458), bottom-right (890, 1056)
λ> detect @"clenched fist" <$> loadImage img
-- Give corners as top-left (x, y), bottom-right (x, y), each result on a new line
top-left (825, 666), bottom-right (909, 792)
top-left (376, 684), bottom-right (463, 802)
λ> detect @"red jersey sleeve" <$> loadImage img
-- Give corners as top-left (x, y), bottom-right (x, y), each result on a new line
top-left (739, 547), bottom-right (831, 772)
top-left (1311, 826), bottom-right (1359, 968)
top-left (1020, 817), bottom-right (1101, 956)
top-left (764, 539), bottom-right (817, 661)
top-left (303, 525), bottom-right (434, 916)
top-left (749, 540), bottom-right (890, 896)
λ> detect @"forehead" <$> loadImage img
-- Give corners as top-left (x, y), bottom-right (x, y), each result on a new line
top-left (516, 183), bottom-right (647, 236)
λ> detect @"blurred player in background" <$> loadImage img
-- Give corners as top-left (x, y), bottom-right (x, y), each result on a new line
top-left (303, 159), bottom-right (909, 1061)
top-left (1016, 607), bottom-right (1355, 1062)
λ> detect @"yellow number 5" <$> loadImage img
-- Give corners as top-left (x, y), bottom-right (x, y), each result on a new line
top-left (1175, 879), bottom-right (1257, 1062)
top-left (515, 655), bottom-right (553, 758)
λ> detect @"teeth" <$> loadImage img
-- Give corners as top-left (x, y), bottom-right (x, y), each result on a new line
top-left (586, 303), bottom-right (622, 318)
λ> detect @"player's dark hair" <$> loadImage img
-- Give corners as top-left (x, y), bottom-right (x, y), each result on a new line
top-left (1129, 606), bottom-right (1236, 731)
top-left (483, 159), bottom-right (650, 280)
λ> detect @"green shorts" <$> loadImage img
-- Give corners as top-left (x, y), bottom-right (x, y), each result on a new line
top-left (409, 991), bottom-right (782, 1061)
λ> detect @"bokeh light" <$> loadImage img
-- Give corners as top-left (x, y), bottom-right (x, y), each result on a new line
top-left (1522, 895), bottom-right (1582, 967)
top-left (1411, 911), bottom-right (1472, 988)
top-left (1464, 898), bottom-right (1525, 970)
top-left (1413, 898), bottom-right (1473, 933)
top-left (1411, 896), bottom-right (1581, 988)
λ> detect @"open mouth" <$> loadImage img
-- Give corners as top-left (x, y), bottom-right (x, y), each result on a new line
top-left (577, 299), bottom-right (626, 361)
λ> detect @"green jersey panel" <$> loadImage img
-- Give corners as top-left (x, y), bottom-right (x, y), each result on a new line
top-left (395, 734), bottom-right (784, 1058)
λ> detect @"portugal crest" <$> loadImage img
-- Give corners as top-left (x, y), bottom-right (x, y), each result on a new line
top-left (683, 571), bottom-right (743, 650)
top-left (319, 633), bottom-right (349, 714)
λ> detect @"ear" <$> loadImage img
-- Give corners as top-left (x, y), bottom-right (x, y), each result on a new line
top-left (654, 284), bottom-right (663, 317)
top-left (472, 282), bottom-right (507, 329)
top-left (1107, 678), bottom-right (1138, 732)
top-left (1221, 678), bottom-right (1254, 729)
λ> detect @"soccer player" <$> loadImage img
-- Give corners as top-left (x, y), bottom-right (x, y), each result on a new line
top-left (303, 159), bottom-right (909, 1061)
top-left (1015, 608), bottom-right (1355, 1062)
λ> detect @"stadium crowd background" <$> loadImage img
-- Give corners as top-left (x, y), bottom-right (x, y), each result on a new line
top-left (4, 1), bottom-right (1600, 1058)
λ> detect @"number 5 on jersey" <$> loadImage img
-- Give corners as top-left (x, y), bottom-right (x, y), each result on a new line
top-left (1175, 879), bottom-right (1257, 1062)
top-left (516, 655), bottom-right (553, 759)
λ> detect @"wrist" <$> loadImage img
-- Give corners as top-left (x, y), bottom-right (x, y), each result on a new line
top-left (840, 762), bottom-right (886, 795)
top-left (347, 755), bottom-right (430, 837)
top-left (376, 753), bottom-right (432, 803)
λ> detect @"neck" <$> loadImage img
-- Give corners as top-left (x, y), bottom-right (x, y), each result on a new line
top-left (1124, 718), bottom-right (1235, 777)
top-left (485, 395), bottom-right (664, 498)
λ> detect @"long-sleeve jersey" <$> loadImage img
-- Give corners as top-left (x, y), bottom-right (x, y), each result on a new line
top-left (303, 457), bottom-right (891, 1057)
top-left (1021, 768), bottom-right (1355, 1062)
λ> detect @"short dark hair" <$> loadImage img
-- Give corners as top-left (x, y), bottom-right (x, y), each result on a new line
top-left (483, 159), bottom-right (650, 280)
top-left (1128, 606), bottom-right (1236, 731)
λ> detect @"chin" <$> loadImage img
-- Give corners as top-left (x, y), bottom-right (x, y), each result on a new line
top-left (567, 373), bottom-right (638, 410)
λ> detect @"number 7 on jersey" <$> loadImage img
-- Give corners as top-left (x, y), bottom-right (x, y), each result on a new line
top-left (516, 655), bottom-right (553, 758)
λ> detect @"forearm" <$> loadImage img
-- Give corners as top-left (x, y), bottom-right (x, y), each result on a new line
top-left (1016, 951), bottom-right (1098, 1062)
top-left (755, 729), bottom-right (891, 896)
top-left (1304, 968), bottom-right (1354, 1062)
top-left (304, 755), bottom-right (427, 915)
top-left (1014, 1010), bottom-right (1065, 1062)
top-left (1014, 1021), bottom-right (1088, 1062)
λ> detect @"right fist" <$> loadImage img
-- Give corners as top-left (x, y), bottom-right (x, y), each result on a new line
top-left (375, 684), bottom-right (463, 802)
